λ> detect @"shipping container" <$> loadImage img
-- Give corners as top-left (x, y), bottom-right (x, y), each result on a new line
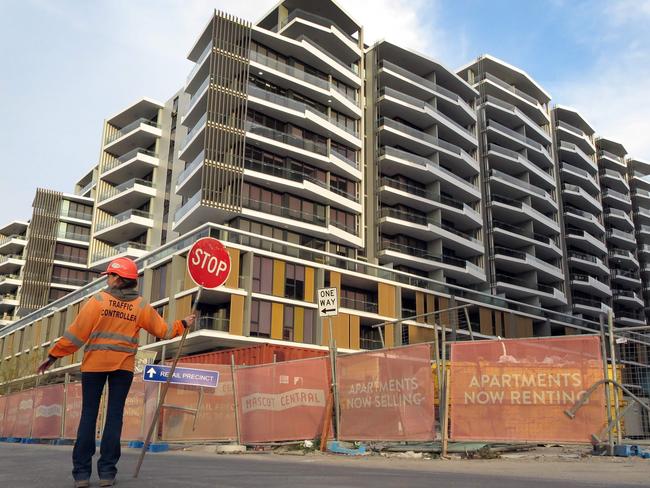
top-left (178, 343), bottom-right (329, 366)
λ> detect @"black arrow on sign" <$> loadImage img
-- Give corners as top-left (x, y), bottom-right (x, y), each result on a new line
top-left (321, 308), bottom-right (336, 314)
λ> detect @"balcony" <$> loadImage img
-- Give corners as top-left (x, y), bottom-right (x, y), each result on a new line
top-left (489, 168), bottom-right (556, 213)
top-left (491, 220), bottom-right (562, 259)
top-left (378, 177), bottom-right (481, 228)
top-left (570, 273), bottom-right (612, 298)
top-left (599, 168), bottom-right (629, 193)
top-left (486, 119), bottom-right (553, 169)
top-left (633, 188), bottom-right (650, 203)
top-left (379, 87), bottom-right (477, 150)
top-left (186, 42), bottom-right (212, 92)
top-left (636, 224), bottom-right (650, 243)
top-left (613, 289), bottom-right (645, 308)
top-left (490, 194), bottom-right (560, 234)
top-left (555, 120), bottom-right (595, 154)
top-left (277, 9), bottom-right (361, 65)
top-left (611, 268), bottom-right (642, 288)
top-left (562, 184), bottom-right (602, 214)
top-left (598, 149), bottom-right (626, 170)
top-left (565, 228), bottom-right (608, 256)
top-left (607, 227), bottom-right (638, 250)
top-left (247, 84), bottom-right (361, 148)
top-left (245, 121), bottom-right (335, 171)
top-left (602, 188), bottom-right (632, 211)
top-left (178, 113), bottom-right (207, 162)
top-left (94, 209), bottom-right (154, 244)
top-left (183, 76), bottom-right (210, 128)
top-left (378, 207), bottom-right (483, 254)
top-left (295, 35), bottom-right (361, 87)
top-left (487, 143), bottom-right (555, 189)
top-left (57, 229), bottom-right (90, 244)
top-left (0, 274), bottom-right (21, 294)
top-left (604, 208), bottom-right (634, 232)
top-left (568, 251), bottom-right (609, 276)
top-left (377, 60), bottom-right (475, 122)
top-left (378, 239), bottom-right (485, 285)
top-left (100, 148), bottom-right (159, 184)
top-left (0, 293), bottom-right (19, 312)
top-left (104, 118), bottom-right (162, 157)
top-left (377, 117), bottom-right (478, 174)
top-left (493, 246), bottom-right (564, 281)
top-left (0, 234), bottom-right (27, 255)
top-left (560, 162), bottom-right (599, 194)
top-left (97, 179), bottom-right (156, 213)
top-left (379, 146), bottom-right (480, 199)
top-left (175, 151), bottom-right (205, 197)
top-left (91, 241), bottom-right (151, 269)
top-left (340, 296), bottom-right (378, 315)
top-left (634, 207), bottom-right (650, 225)
top-left (0, 254), bottom-right (25, 273)
top-left (572, 296), bottom-right (609, 317)
top-left (477, 72), bottom-right (549, 125)
top-left (563, 205), bottom-right (604, 236)
top-left (249, 50), bottom-right (360, 117)
top-left (483, 95), bottom-right (551, 146)
top-left (494, 274), bottom-right (566, 306)
top-left (609, 249), bottom-right (639, 269)
top-left (558, 141), bottom-right (597, 173)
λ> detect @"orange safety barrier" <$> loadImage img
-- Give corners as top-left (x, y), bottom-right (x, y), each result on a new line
top-left (337, 344), bottom-right (436, 441)
top-left (449, 336), bottom-right (605, 443)
top-left (236, 357), bottom-right (330, 443)
top-left (161, 364), bottom-right (237, 441)
top-left (121, 376), bottom-right (146, 441)
top-left (5, 389), bottom-right (35, 438)
top-left (0, 395), bottom-right (6, 437)
top-left (32, 384), bottom-right (65, 439)
top-left (63, 382), bottom-right (82, 439)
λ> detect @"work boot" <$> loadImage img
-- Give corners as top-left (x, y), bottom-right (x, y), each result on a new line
top-left (73, 481), bottom-right (90, 488)
top-left (99, 479), bottom-right (115, 487)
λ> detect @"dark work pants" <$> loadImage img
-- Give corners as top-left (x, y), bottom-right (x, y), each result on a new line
top-left (72, 370), bottom-right (134, 481)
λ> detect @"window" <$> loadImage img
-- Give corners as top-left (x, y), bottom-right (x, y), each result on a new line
top-left (250, 299), bottom-right (271, 337)
top-left (51, 266), bottom-right (89, 286)
top-left (48, 289), bottom-right (69, 302)
top-left (252, 256), bottom-right (273, 294)
top-left (283, 306), bottom-right (294, 341)
top-left (302, 309), bottom-right (316, 344)
top-left (54, 243), bottom-right (88, 264)
top-left (151, 263), bottom-right (169, 302)
top-left (331, 140), bottom-right (357, 165)
top-left (285, 263), bottom-right (305, 300)
top-left (330, 208), bottom-right (357, 234)
top-left (330, 174), bottom-right (356, 200)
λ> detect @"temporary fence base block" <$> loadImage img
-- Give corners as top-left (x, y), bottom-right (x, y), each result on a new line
top-left (614, 445), bottom-right (639, 457)
top-left (147, 443), bottom-right (169, 453)
top-left (6, 438), bottom-right (22, 443)
top-left (327, 441), bottom-right (367, 456)
top-left (128, 441), bottom-right (145, 449)
top-left (55, 439), bottom-right (74, 445)
top-left (21, 438), bottom-right (39, 444)
top-left (215, 444), bottom-right (246, 454)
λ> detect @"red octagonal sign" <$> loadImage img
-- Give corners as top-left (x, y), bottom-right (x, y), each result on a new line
top-left (187, 237), bottom-right (231, 289)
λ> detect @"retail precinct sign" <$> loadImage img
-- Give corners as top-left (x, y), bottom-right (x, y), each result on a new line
top-left (143, 364), bottom-right (220, 388)
top-left (186, 237), bottom-right (231, 289)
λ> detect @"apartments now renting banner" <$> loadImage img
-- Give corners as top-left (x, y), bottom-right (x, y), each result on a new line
top-left (236, 357), bottom-right (330, 443)
top-left (337, 344), bottom-right (436, 441)
top-left (450, 336), bottom-right (605, 443)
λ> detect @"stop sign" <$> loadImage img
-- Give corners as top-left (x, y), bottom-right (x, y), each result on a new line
top-left (187, 237), bottom-right (231, 288)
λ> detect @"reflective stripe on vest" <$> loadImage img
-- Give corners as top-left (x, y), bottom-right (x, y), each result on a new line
top-left (85, 343), bottom-right (138, 354)
top-left (64, 331), bottom-right (85, 348)
top-left (89, 331), bottom-right (138, 345)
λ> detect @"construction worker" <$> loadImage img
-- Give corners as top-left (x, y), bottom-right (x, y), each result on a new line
top-left (36, 257), bottom-right (196, 488)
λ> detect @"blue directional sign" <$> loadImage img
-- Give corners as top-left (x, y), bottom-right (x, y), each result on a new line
top-left (143, 365), bottom-right (220, 388)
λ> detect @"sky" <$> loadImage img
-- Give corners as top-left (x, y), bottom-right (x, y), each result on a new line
top-left (1, 0), bottom-right (649, 226)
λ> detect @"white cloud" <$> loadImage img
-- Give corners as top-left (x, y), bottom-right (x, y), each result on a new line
top-left (550, 1), bottom-right (650, 159)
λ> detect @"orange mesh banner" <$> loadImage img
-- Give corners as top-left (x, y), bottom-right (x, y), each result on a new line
top-left (121, 376), bottom-right (146, 441)
top-left (236, 357), bottom-right (330, 443)
top-left (0, 395), bottom-right (6, 437)
top-left (32, 384), bottom-right (65, 438)
top-left (450, 336), bottom-right (605, 443)
top-left (337, 344), bottom-right (435, 441)
top-left (3, 393), bottom-right (19, 437)
top-left (161, 364), bottom-right (236, 441)
top-left (64, 383), bottom-right (82, 439)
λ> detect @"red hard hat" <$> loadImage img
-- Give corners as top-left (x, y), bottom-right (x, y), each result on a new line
top-left (102, 257), bottom-right (139, 279)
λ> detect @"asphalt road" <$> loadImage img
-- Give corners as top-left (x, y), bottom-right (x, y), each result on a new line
top-left (0, 443), bottom-right (647, 487)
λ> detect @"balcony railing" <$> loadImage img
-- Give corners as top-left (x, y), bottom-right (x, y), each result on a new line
top-left (340, 296), bottom-right (378, 313)
top-left (105, 118), bottom-right (160, 144)
top-left (279, 8), bottom-right (357, 44)
top-left (196, 316), bottom-right (230, 332)
top-left (95, 209), bottom-right (152, 232)
top-left (561, 162), bottom-right (592, 179)
top-left (598, 149), bottom-right (624, 164)
top-left (104, 148), bottom-right (157, 173)
top-left (380, 207), bottom-right (479, 243)
top-left (379, 117), bottom-right (469, 157)
top-left (487, 119), bottom-right (546, 153)
top-left (183, 113), bottom-right (207, 148)
top-left (556, 120), bottom-right (588, 138)
top-left (492, 220), bottom-right (557, 247)
top-left (245, 121), bottom-right (328, 156)
top-left (243, 197), bottom-right (327, 227)
top-left (186, 42), bottom-right (212, 84)
top-left (98, 178), bottom-right (154, 202)
top-left (479, 72), bottom-right (539, 106)
top-left (559, 141), bottom-right (596, 167)
top-left (495, 274), bottom-right (558, 295)
top-left (57, 230), bottom-right (90, 242)
top-left (177, 151), bottom-right (205, 187)
top-left (603, 189), bottom-right (631, 203)
top-left (608, 228), bottom-right (636, 241)
top-left (490, 169), bottom-right (548, 198)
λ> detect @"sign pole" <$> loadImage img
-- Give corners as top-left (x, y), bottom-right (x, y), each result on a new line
top-left (134, 286), bottom-right (202, 478)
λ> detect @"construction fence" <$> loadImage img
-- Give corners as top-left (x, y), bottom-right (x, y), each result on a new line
top-left (2, 334), bottom-right (642, 446)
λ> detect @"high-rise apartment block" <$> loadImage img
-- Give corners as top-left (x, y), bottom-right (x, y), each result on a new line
top-left (1, 0), bottom-right (648, 385)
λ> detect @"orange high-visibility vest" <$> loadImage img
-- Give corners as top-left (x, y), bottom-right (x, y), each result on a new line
top-left (48, 291), bottom-right (184, 372)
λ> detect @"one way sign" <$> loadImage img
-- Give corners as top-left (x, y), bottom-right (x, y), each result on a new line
top-left (143, 364), bottom-right (220, 388)
top-left (317, 287), bottom-right (338, 317)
